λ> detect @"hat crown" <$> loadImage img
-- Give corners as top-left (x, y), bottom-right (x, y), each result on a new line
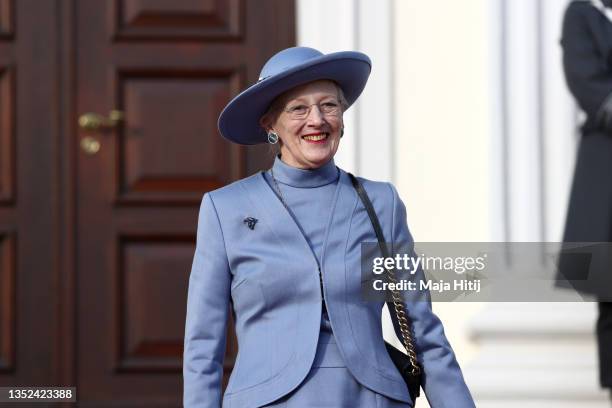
top-left (258, 47), bottom-right (323, 81)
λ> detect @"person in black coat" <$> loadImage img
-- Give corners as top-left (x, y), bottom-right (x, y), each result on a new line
top-left (561, 0), bottom-right (612, 398)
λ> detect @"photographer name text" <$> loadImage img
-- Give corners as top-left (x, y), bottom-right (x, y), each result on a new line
top-left (371, 278), bottom-right (481, 294)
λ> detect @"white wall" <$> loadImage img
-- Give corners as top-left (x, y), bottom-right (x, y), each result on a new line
top-left (394, 0), bottom-right (490, 243)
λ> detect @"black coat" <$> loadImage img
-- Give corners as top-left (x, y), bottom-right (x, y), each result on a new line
top-left (561, 0), bottom-right (612, 389)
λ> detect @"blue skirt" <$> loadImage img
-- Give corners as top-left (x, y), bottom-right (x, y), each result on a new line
top-left (263, 330), bottom-right (411, 408)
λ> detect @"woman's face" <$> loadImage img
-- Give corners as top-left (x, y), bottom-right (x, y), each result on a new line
top-left (266, 80), bottom-right (343, 169)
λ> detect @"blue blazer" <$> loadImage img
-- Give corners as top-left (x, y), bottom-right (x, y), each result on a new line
top-left (183, 168), bottom-right (476, 408)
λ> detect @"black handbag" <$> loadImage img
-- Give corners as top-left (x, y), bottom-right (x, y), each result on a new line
top-left (349, 173), bottom-right (422, 404)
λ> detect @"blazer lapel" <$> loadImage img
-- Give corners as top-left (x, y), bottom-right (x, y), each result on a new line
top-left (240, 171), bottom-right (320, 270)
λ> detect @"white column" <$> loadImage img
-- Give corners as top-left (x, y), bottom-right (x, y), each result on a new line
top-left (355, 0), bottom-right (394, 181)
top-left (504, 0), bottom-right (544, 242)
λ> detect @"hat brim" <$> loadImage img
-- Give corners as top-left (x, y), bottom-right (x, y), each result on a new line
top-left (217, 51), bottom-right (371, 145)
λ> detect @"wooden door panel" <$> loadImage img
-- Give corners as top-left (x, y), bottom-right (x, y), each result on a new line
top-left (112, 0), bottom-right (243, 40)
top-left (117, 236), bottom-right (193, 372)
top-left (116, 69), bottom-right (243, 204)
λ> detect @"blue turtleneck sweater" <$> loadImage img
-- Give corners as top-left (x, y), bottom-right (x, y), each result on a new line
top-left (263, 155), bottom-right (339, 333)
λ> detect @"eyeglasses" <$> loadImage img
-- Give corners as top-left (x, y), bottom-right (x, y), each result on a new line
top-left (283, 100), bottom-right (342, 120)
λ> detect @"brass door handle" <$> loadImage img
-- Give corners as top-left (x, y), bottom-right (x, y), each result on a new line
top-left (78, 110), bottom-right (124, 131)
top-left (80, 136), bottom-right (101, 155)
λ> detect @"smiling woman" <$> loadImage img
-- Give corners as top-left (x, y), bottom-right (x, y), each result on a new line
top-left (183, 46), bottom-right (476, 408)
top-left (259, 80), bottom-right (345, 169)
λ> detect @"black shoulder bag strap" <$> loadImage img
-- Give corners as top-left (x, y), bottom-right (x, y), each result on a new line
top-left (348, 173), bottom-right (422, 402)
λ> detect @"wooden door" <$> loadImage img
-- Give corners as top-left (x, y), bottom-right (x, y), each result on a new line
top-left (75, 0), bottom-right (294, 406)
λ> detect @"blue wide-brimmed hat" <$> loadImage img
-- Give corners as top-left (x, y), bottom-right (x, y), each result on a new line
top-left (217, 47), bottom-right (371, 145)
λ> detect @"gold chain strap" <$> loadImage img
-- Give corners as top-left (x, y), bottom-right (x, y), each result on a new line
top-left (385, 251), bottom-right (421, 376)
